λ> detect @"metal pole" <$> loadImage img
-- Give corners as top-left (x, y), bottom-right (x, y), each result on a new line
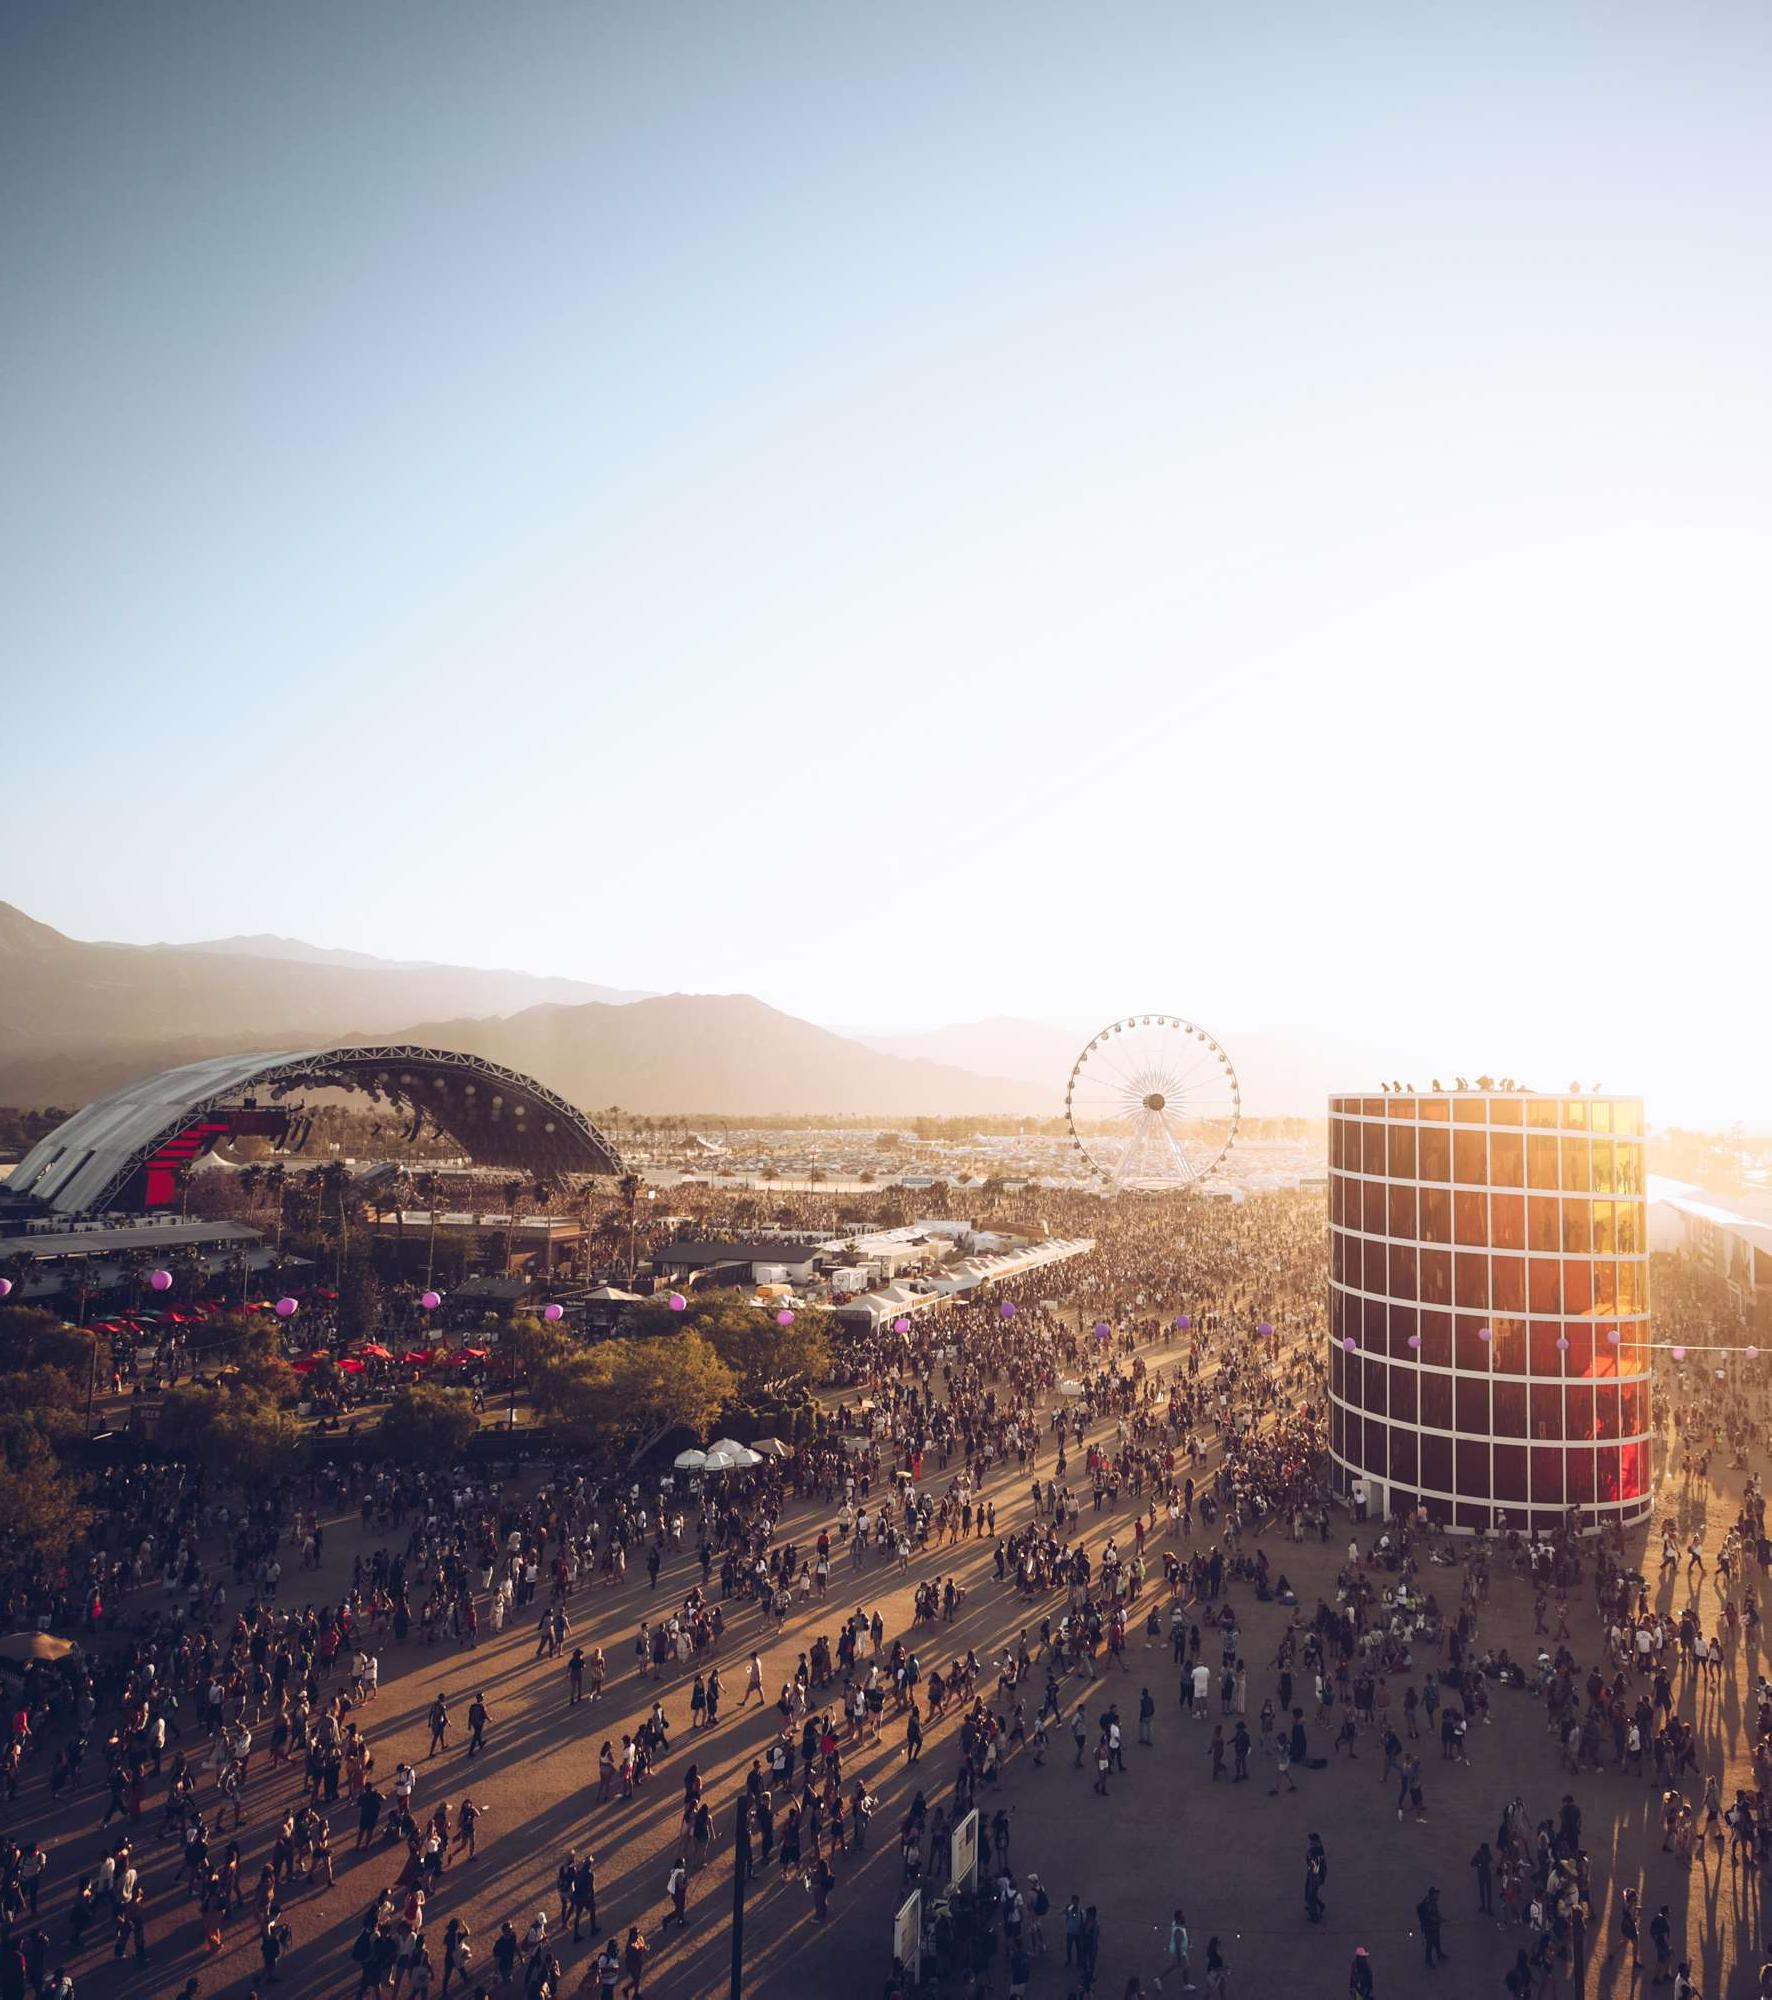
top-left (730, 1793), bottom-right (749, 2000)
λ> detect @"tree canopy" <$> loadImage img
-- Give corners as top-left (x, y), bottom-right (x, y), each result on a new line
top-left (520, 1324), bottom-right (735, 1461)
top-left (618, 1289), bottom-right (830, 1397)
top-left (156, 1379), bottom-right (300, 1481)
top-left (378, 1384), bottom-right (478, 1462)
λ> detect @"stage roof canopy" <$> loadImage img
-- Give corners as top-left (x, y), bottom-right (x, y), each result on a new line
top-left (5, 1045), bottom-right (625, 1218)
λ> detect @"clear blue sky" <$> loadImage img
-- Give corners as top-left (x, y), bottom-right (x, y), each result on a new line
top-left (4, 2), bottom-right (1770, 1122)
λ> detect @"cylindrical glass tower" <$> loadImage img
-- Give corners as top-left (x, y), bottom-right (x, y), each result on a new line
top-left (1327, 1089), bottom-right (1652, 1532)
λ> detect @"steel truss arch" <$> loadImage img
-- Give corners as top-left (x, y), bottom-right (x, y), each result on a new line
top-left (5, 1046), bottom-right (627, 1217)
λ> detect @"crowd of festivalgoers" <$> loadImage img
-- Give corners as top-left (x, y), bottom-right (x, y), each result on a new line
top-left (3, 1189), bottom-right (1772, 1998)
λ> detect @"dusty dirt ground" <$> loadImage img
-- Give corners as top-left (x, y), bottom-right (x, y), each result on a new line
top-left (15, 1339), bottom-right (1765, 2000)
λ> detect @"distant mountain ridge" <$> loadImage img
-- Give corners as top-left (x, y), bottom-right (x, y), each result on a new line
top-left (856, 1016), bottom-right (1080, 1094)
top-left (0, 901), bottom-right (653, 1099)
top-left (162, 933), bottom-right (651, 1003)
top-left (369, 992), bottom-right (1037, 1117)
top-left (0, 901), bottom-right (1375, 1117)
top-left (0, 903), bottom-right (1038, 1115)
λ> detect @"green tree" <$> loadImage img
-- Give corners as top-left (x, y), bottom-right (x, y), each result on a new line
top-left (620, 1288), bottom-right (830, 1398)
top-left (533, 1333), bottom-right (734, 1464)
top-left (157, 1382), bottom-right (299, 1480)
top-left (0, 1416), bottom-right (92, 1567)
top-left (338, 1253), bottom-right (382, 1341)
top-left (378, 1384), bottom-right (478, 1462)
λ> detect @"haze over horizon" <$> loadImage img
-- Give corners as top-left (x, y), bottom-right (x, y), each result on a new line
top-left (6, 3), bottom-right (1770, 1127)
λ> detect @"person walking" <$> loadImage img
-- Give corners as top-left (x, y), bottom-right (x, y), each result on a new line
top-left (664, 1857), bottom-right (688, 1930)
top-left (466, 1694), bottom-right (490, 1758)
top-left (620, 1925), bottom-right (648, 1999)
top-left (1470, 1841), bottom-right (1494, 1918)
top-left (1348, 1946), bottom-right (1375, 1998)
top-left (1165, 1909), bottom-right (1194, 1991)
top-left (1417, 1886), bottom-right (1446, 1968)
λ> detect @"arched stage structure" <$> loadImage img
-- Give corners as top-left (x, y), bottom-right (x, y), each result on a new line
top-left (4, 1047), bottom-right (626, 1218)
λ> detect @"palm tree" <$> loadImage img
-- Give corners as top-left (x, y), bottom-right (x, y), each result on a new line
top-left (69, 1269), bottom-right (96, 1327)
top-left (265, 1163), bottom-right (289, 1253)
top-left (319, 1161), bottom-right (351, 1287)
top-left (418, 1171), bottom-right (441, 1292)
top-left (532, 1179), bottom-right (554, 1282)
top-left (617, 1171), bottom-right (646, 1284)
top-left (385, 1168), bottom-right (414, 1266)
top-left (2, 1250), bottom-right (34, 1301)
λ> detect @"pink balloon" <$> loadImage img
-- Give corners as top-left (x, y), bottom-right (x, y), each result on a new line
top-left (0, 1277), bottom-right (11, 1298)
top-left (274, 1297), bottom-right (298, 1318)
top-left (999, 1300), bottom-right (1016, 1319)
top-left (1747, 1346), bottom-right (1760, 1361)
top-left (892, 1317), bottom-right (911, 1335)
top-left (1406, 1333), bottom-right (1421, 1349)
top-left (1256, 1320), bottom-right (1273, 1336)
top-left (1094, 1320), bottom-right (1111, 1338)
top-left (150, 1270), bottom-right (172, 1292)
top-left (1342, 1336), bottom-right (1357, 1352)
top-left (1477, 1325), bottom-right (1492, 1342)
top-left (668, 1293), bottom-right (687, 1312)
top-left (1671, 1345), bottom-right (1686, 1362)
top-left (1606, 1330), bottom-right (1621, 1344)
top-left (543, 1302), bottom-right (564, 1322)
top-left (1174, 1314), bottom-right (1191, 1331)
top-left (776, 1309), bottom-right (795, 1326)
top-left (420, 1290), bottom-right (441, 1311)
top-left (1555, 1337), bottom-right (1569, 1352)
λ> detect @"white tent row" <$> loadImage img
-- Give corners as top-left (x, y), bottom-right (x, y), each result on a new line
top-left (931, 1236), bottom-right (1096, 1294)
top-left (832, 1282), bottom-right (937, 1327)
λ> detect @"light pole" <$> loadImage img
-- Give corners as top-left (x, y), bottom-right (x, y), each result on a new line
top-left (730, 1793), bottom-right (750, 2000)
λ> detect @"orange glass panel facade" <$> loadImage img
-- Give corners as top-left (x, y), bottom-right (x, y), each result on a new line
top-left (1327, 1090), bottom-right (1651, 1532)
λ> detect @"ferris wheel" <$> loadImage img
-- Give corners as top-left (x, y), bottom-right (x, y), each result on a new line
top-left (1064, 1014), bottom-right (1240, 1191)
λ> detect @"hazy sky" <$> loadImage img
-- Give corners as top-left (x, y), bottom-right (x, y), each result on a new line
top-left (4, 3), bottom-right (1770, 1122)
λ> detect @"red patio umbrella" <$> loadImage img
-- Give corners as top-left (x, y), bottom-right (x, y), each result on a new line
top-left (358, 1343), bottom-right (394, 1360)
top-left (338, 1356), bottom-right (365, 1374)
top-left (399, 1348), bottom-right (434, 1367)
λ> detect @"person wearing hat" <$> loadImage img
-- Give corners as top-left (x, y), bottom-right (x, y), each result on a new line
top-left (1348, 1946), bottom-right (1374, 1998)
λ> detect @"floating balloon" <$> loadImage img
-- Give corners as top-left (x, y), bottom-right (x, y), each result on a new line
top-left (892, 1317), bottom-right (911, 1335)
top-left (1094, 1320), bottom-right (1111, 1338)
top-left (1174, 1314), bottom-right (1191, 1331)
top-left (274, 1297), bottom-right (298, 1318)
top-left (1555, 1337), bottom-right (1569, 1352)
top-left (1716, 1368), bottom-right (1727, 1380)
top-left (0, 1278), bottom-right (11, 1298)
top-left (1747, 1346), bottom-right (1760, 1360)
top-left (1606, 1330), bottom-right (1621, 1344)
top-left (1671, 1345), bottom-right (1686, 1362)
top-left (543, 1302), bottom-right (564, 1322)
top-left (1406, 1333), bottom-right (1421, 1349)
top-left (150, 1270), bottom-right (172, 1292)
top-left (1342, 1336), bottom-right (1357, 1352)
top-left (776, 1309), bottom-right (795, 1326)
top-left (420, 1290), bottom-right (440, 1311)
top-left (999, 1300), bottom-right (1016, 1319)
top-left (668, 1293), bottom-right (687, 1312)
top-left (1257, 1320), bottom-right (1273, 1336)
top-left (1477, 1325), bottom-right (1492, 1342)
